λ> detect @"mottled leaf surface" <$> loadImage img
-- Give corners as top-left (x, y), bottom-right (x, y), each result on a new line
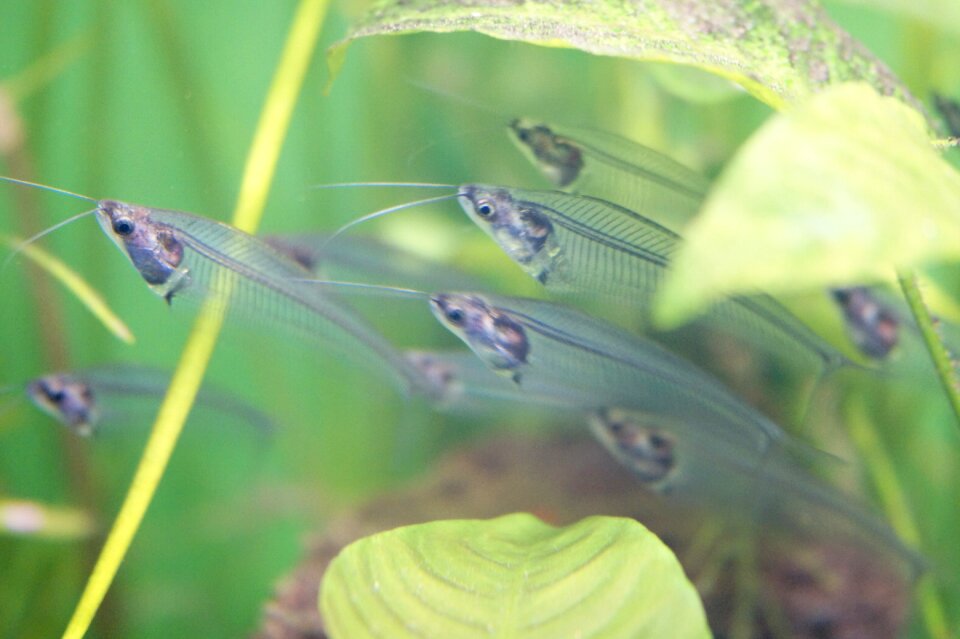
top-left (655, 83), bottom-right (960, 326)
top-left (330, 0), bottom-right (915, 110)
top-left (320, 513), bottom-right (710, 639)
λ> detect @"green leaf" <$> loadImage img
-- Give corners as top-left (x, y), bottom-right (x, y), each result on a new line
top-left (320, 513), bottom-right (710, 639)
top-left (329, 0), bottom-right (916, 110)
top-left (837, 0), bottom-right (960, 36)
top-left (654, 82), bottom-right (960, 327)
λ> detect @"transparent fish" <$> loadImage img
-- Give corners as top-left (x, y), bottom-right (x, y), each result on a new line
top-left (429, 291), bottom-right (812, 457)
top-left (262, 233), bottom-right (483, 292)
top-left (457, 184), bottom-right (855, 376)
top-left (24, 365), bottom-right (274, 437)
top-left (588, 407), bottom-right (920, 572)
top-left (0, 177), bottom-right (426, 393)
top-left (832, 287), bottom-right (901, 359)
top-left (507, 118), bottom-right (710, 233)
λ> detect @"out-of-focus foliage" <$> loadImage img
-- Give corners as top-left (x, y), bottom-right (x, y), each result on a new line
top-left (0, 0), bottom-right (958, 638)
top-left (656, 83), bottom-right (960, 325)
top-left (321, 513), bottom-right (710, 639)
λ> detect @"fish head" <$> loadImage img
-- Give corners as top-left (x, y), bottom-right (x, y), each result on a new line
top-left (429, 293), bottom-right (529, 378)
top-left (27, 374), bottom-right (99, 436)
top-left (458, 185), bottom-right (556, 274)
top-left (96, 200), bottom-right (188, 300)
top-left (589, 408), bottom-right (677, 488)
top-left (507, 118), bottom-right (583, 187)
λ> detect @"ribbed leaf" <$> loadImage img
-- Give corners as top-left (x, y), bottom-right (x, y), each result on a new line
top-left (320, 513), bottom-right (710, 639)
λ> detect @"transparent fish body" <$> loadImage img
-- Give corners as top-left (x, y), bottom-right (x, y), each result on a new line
top-left (508, 118), bottom-right (710, 233)
top-left (589, 407), bottom-right (921, 573)
top-left (93, 200), bottom-right (425, 393)
top-left (458, 185), bottom-right (854, 375)
top-left (26, 365), bottom-right (273, 436)
top-left (430, 292), bottom-right (807, 456)
top-left (262, 233), bottom-right (483, 292)
top-left (404, 349), bottom-right (604, 413)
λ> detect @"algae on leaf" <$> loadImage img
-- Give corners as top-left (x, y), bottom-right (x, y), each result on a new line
top-left (655, 83), bottom-right (960, 326)
top-left (330, 0), bottom-right (917, 110)
top-left (320, 513), bottom-right (710, 639)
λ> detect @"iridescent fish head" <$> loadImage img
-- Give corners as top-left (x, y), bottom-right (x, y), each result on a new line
top-left (508, 118), bottom-right (584, 187)
top-left (27, 374), bottom-right (100, 437)
top-left (429, 293), bottom-right (529, 382)
top-left (458, 185), bottom-right (558, 284)
top-left (588, 408), bottom-right (677, 490)
top-left (95, 200), bottom-right (189, 303)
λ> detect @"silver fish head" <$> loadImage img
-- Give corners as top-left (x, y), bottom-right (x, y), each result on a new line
top-left (27, 374), bottom-right (99, 436)
top-left (429, 293), bottom-right (529, 379)
top-left (507, 118), bottom-right (583, 187)
top-left (458, 185), bottom-right (557, 283)
top-left (96, 200), bottom-right (189, 302)
top-left (589, 408), bottom-right (677, 488)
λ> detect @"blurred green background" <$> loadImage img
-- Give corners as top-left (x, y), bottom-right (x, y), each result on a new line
top-left (0, 1), bottom-right (958, 637)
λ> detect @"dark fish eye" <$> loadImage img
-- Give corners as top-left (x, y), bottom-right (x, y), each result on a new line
top-left (112, 218), bottom-right (135, 236)
top-left (445, 308), bottom-right (466, 325)
top-left (475, 200), bottom-right (494, 218)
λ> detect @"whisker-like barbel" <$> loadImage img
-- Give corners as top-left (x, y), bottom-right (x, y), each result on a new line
top-left (311, 181), bottom-right (456, 190)
top-left (0, 176), bottom-right (98, 203)
top-left (323, 192), bottom-right (461, 248)
top-left (1, 208), bottom-right (97, 272)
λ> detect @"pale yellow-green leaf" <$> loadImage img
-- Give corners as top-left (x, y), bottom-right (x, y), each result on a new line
top-left (654, 82), bottom-right (960, 326)
top-left (320, 513), bottom-right (710, 639)
top-left (1, 234), bottom-right (134, 344)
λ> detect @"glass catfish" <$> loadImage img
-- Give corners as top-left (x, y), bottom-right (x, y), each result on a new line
top-left (507, 118), bottom-right (710, 233)
top-left (23, 365), bottom-right (273, 437)
top-left (0, 177), bottom-right (427, 393)
top-left (429, 291), bottom-right (816, 457)
top-left (588, 407), bottom-right (920, 572)
top-left (456, 184), bottom-right (856, 376)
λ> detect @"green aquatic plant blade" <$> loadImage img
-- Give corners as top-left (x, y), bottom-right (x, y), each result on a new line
top-left (320, 513), bottom-right (710, 639)
top-left (330, 0), bottom-right (915, 110)
top-left (655, 82), bottom-right (960, 327)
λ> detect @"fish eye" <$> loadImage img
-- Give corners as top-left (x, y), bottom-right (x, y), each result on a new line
top-left (112, 218), bottom-right (135, 236)
top-left (475, 200), bottom-right (495, 218)
top-left (445, 308), bottom-right (466, 325)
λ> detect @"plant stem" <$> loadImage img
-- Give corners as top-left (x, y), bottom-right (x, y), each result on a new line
top-left (846, 395), bottom-right (950, 639)
top-left (59, 2), bottom-right (329, 637)
top-left (897, 270), bottom-right (960, 428)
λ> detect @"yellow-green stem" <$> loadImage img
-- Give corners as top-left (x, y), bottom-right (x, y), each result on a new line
top-left (846, 395), bottom-right (950, 639)
top-left (898, 270), bottom-right (960, 429)
top-left (60, 2), bottom-right (329, 637)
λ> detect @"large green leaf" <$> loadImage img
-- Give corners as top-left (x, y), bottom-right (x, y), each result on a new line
top-left (319, 513), bottom-right (710, 639)
top-left (329, 0), bottom-right (916, 110)
top-left (655, 82), bottom-right (960, 327)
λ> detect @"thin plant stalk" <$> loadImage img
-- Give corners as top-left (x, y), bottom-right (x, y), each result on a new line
top-left (846, 395), bottom-right (950, 639)
top-left (59, 1), bottom-right (330, 637)
top-left (898, 270), bottom-right (960, 428)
